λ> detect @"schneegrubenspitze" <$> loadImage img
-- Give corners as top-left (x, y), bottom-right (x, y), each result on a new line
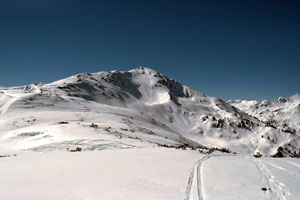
top-left (1, 67), bottom-right (299, 157)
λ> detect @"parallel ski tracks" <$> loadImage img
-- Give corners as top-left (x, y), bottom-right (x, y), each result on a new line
top-left (184, 155), bottom-right (210, 200)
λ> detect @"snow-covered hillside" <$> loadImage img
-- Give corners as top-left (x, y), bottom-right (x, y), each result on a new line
top-left (1, 67), bottom-right (300, 200)
top-left (229, 94), bottom-right (300, 136)
top-left (1, 67), bottom-right (299, 157)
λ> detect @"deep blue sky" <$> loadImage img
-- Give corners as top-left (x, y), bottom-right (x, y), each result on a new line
top-left (0, 0), bottom-right (299, 100)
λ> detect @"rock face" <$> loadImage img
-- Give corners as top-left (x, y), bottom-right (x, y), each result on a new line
top-left (1, 67), bottom-right (300, 157)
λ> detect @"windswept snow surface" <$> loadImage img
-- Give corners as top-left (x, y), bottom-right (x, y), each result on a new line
top-left (202, 156), bottom-right (300, 200)
top-left (1, 151), bottom-right (300, 200)
top-left (0, 149), bottom-right (201, 200)
top-left (0, 67), bottom-right (300, 199)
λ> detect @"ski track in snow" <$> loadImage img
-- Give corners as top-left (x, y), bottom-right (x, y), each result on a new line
top-left (286, 160), bottom-right (300, 169)
top-left (184, 155), bottom-right (210, 200)
top-left (255, 160), bottom-right (291, 200)
top-left (262, 161), bottom-right (300, 180)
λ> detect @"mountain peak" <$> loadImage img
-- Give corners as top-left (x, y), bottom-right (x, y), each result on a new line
top-left (129, 66), bottom-right (159, 74)
top-left (1, 68), bottom-right (299, 157)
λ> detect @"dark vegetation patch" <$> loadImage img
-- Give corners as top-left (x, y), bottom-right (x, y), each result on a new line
top-left (157, 143), bottom-right (231, 154)
top-left (272, 146), bottom-right (300, 158)
top-left (58, 121), bottom-right (69, 124)
top-left (90, 123), bottom-right (99, 129)
top-left (261, 187), bottom-right (271, 192)
top-left (0, 154), bottom-right (17, 158)
top-left (253, 152), bottom-right (263, 158)
top-left (67, 147), bottom-right (82, 152)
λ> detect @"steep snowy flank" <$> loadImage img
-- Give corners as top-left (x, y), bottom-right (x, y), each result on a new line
top-left (0, 67), bottom-right (300, 157)
top-left (229, 94), bottom-right (300, 135)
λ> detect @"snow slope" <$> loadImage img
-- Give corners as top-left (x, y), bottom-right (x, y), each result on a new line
top-left (1, 67), bottom-right (299, 157)
top-left (0, 67), bottom-right (300, 199)
top-left (203, 155), bottom-right (300, 200)
top-left (1, 150), bottom-right (299, 200)
top-left (229, 94), bottom-right (300, 135)
top-left (0, 148), bottom-right (201, 200)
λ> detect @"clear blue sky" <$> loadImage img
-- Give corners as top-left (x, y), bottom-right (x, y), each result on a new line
top-left (0, 0), bottom-right (299, 100)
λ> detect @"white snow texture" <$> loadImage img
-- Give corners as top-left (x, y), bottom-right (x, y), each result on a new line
top-left (0, 67), bottom-right (299, 200)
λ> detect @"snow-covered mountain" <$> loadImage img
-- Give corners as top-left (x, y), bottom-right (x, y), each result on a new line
top-left (228, 94), bottom-right (300, 135)
top-left (1, 67), bottom-right (299, 157)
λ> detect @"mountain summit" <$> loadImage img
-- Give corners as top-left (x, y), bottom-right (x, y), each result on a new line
top-left (0, 67), bottom-right (299, 157)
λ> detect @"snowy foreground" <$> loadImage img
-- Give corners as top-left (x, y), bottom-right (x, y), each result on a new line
top-left (1, 149), bottom-right (300, 200)
top-left (1, 67), bottom-right (300, 199)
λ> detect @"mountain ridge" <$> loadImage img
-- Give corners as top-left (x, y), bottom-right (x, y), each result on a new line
top-left (0, 67), bottom-right (299, 157)
top-left (228, 94), bottom-right (300, 135)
